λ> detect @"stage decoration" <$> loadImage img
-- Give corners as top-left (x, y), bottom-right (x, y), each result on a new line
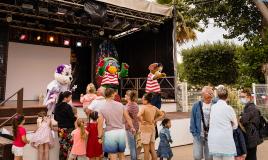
top-left (96, 40), bottom-right (129, 90)
top-left (44, 64), bottom-right (76, 115)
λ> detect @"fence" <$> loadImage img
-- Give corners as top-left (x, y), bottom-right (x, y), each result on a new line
top-left (252, 83), bottom-right (268, 118)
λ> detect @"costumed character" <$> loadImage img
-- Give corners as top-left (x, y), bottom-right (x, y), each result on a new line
top-left (96, 40), bottom-right (129, 101)
top-left (145, 63), bottom-right (166, 109)
top-left (44, 64), bottom-right (73, 115)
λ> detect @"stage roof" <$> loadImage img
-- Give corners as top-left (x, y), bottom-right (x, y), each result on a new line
top-left (95, 0), bottom-right (173, 16)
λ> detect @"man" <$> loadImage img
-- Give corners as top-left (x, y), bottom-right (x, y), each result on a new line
top-left (190, 86), bottom-right (214, 160)
top-left (240, 88), bottom-right (263, 160)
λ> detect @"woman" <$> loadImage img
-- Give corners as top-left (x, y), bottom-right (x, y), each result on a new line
top-left (97, 88), bottom-right (135, 160)
top-left (125, 90), bottom-right (141, 160)
top-left (137, 93), bottom-right (164, 160)
top-left (208, 86), bottom-right (238, 160)
top-left (54, 91), bottom-right (76, 160)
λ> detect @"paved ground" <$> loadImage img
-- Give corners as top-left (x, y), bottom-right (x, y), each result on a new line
top-left (127, 141), bottom-right (268, 160)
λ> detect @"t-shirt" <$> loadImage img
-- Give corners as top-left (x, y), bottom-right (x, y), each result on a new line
top-left (145, 73), bottom-right (161, 93)
top-left (71, 128), bottom-right (88, 155)
top-left (201, 102), bottom-right (211, 136)
top-left (80, 94), bottom-right (97, 107)
top-left (125, 102), bottom-right (139, 131)
top-left (99, 100), bottom-right (125, 132)
top-left (87, 96), bottom-right (106, 112)
top-left (138, 105), bottom-right (162, 133)
top-left (13, 126), bottom-right (26, 147)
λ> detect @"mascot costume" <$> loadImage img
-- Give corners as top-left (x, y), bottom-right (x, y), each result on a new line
top-left (44, 64), bottom-right (73, 115)
top-left (145, 63), bottom-right (166, 109)
top-left (96, 40), bottom-right (129, 100)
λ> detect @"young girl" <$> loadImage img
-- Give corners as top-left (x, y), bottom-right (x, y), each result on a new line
top-left (157, 118), bottom-right (173, 160)
top-left (31, 111), bottom-right (54, 160)
top-left (12, 114), bottom-right (29, 160)
top-left (69, 119), bottom-right (88, 160)
top-left (86, 111), bottom-right (103, 160)
top-left (80, 83), bottom-right (97, 110)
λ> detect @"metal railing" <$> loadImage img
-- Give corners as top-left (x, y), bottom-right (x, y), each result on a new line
top-left (0, 88), bottom-right (23, 128)
top-left (120, 76), bottom-right (175, 101)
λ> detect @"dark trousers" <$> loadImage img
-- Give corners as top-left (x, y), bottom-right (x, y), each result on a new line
top-left (246, 147), bottom-right (257, 160)
top-left (151, 93), bottom-right (161, 109)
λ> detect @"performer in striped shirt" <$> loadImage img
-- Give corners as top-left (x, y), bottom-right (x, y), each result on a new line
top-left (145, 63), bottom-right (166, 109)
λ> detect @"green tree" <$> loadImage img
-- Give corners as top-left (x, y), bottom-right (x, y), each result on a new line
top-left (181, 42), bottom-right (239, 85)
top-left (184, 0), bottom-right (262, 42)
top-left (156, 0), bottom-right (200, 43)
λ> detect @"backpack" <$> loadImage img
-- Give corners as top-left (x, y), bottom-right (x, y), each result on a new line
top-left (259, 115), bottom-right (268, 139)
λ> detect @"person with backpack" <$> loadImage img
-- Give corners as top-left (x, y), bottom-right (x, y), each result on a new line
top-left (240, 88), bottom-right (263, 160)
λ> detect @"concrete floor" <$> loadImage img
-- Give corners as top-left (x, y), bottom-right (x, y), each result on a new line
top-left (126, 140), bottom-right (268, 160)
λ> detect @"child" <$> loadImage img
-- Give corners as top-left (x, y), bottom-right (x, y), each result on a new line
top-left (31, 111), bottom-right (54, 160)
top-left (86, 111), bottom-right (103, 160)
top-left (233, 121), bottom-right (247, 160)
top-left (80, 83), bottom-right (97, 109)
top-left (69, 119), bottom-right (88, 160)
top-left (12, 114), bottom-right (29, 160)
top-left (157, 118), bottom-right (173, 160)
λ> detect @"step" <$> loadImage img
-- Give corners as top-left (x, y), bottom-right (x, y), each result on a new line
top-left (0, 107), bottom-right (47, 117)
top-left (0, 115), bottom-right (38, 126)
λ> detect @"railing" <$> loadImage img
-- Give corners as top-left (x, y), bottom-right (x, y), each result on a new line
top-left (120, 76), bottom-right (175, 101)
top-left (0, 88), bottom-right (23, 128)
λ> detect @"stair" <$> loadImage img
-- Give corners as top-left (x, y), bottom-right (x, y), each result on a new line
top-left (0, 101), bottom-right (47, 125)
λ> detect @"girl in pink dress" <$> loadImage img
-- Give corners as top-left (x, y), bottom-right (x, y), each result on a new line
top-left (80, 83), bottom-right (97, 113)
top-left (31, 111), bottom-right (54, 160)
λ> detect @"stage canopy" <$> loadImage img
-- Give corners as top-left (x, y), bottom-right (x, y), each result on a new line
top-left (95, 0), bottom-right (173, 16)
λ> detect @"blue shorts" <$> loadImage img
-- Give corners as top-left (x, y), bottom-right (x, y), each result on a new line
top-left (104, 129), bottom-right (126, 153)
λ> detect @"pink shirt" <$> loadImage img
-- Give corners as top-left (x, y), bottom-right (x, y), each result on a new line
top-left (13, 126), bottom-right (26, 147)
top-left (71, 128), bottom-right (88, 155)
top-left (80, 94), bottom-right (97, 107)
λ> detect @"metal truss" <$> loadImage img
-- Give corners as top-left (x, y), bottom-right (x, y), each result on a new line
top-left (0, 0), bottom-right (169, 39)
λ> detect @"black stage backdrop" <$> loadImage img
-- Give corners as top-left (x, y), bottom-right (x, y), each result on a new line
top-left (114, 20), bottom-right (174, 78)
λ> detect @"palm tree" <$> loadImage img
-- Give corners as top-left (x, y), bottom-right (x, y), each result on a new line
top-left (156, 0), bottom-right (197, 43)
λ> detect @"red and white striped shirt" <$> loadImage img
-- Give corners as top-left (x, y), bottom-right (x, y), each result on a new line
top-left (101, 72), bottom-right (119, 85)
top-left (145, 73), bottom-right (160, 93)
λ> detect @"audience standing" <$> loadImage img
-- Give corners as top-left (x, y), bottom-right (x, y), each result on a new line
top-left (54, 91), bottom-right (76, 160)
top-left (208, 86), bottom-right (238, 160)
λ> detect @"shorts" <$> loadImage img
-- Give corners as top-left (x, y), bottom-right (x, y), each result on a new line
top-left (68, 154), bottom-right (87, 160)
top-left (104, 129), bottom-right (126, 153)
top-left (141, 130), bottom-right (155, 145)
top-left (12, 145), bottom-right (23, 157)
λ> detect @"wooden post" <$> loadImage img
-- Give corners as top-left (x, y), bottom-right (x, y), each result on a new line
top-left (17, 88), bottom-right (23, 114)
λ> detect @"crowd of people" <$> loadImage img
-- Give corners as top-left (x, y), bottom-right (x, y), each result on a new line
top-left (10, 83), bottom-right (174, 160)
top-left (190, 86), bottom-right (264, 160)
top-left (9, 83), bottom-right (266, 160)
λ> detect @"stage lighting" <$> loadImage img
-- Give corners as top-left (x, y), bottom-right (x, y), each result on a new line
top-left (36, 36), bottom-right (41, 41)
top-left (76, 42), bottom-right (82, 47)
top-left (20, 34), bottom-right (27, 40)
top-left (64, 40), bottom-right (70, 46)
top-left (6, 14), bottom-right (12, 23)
top-left (99, 30), bottom-right (105, 36)
top-left (49, 36), bottom-right (54, 42)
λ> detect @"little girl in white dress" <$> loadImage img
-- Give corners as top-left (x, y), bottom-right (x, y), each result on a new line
top-left (31, 111), bottom-right (54, 160)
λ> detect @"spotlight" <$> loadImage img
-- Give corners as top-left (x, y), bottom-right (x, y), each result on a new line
top-left (76, 41), bottom-right (82, 47)
top-left (49, 36), bottom-right (54, 42)
top-left (36, 36), bottom-right (41, 41)
top-left (64, 40), bottom-right (70, 46)
top-left (20, 34), bottom-right (27, 40)
top-left (6, 14), bottom-right (12, 23)
top-left (99, 30), bottom-right (105, 36)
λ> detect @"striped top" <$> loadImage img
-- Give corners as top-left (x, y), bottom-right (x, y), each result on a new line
top-left (101, 72), bottom-right (119, 85)
top-left (145, 73), bottom-right (160, 93)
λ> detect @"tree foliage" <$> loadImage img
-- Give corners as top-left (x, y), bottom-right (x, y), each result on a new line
top-left (181, 42), bottom-right (239, 85)
top-left (185, 0), bottom-right (262, 42)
